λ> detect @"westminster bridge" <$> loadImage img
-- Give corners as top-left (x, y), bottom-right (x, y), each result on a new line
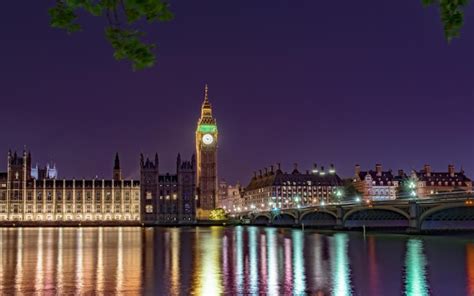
top-left (238, 194), bottom-right (474, 232)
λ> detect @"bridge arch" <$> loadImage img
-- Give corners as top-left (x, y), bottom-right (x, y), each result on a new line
top-left (251, 213), bottom-right (272, 225)
top-left (419, 204), bottom-right (474, 230)
top-left (344, 206), bottom-right (410, 228)
top-left (272, 213), bottom-right (297, 226)
top-left (300, 210), bottom-right (337, 227)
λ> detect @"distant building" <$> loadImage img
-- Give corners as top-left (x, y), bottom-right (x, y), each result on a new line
top-left (217, 179), bottom-right (242, 212)
top-left (0, 150), bottom-right (197, 224)
top-left (0, 150), bottom-right (140, 222)
top-left (354, 164), bottom-right (399, 201)
top-left (241, 163), bottom-right (343, 212)
top-left (410, 164), bottom-right (472, 198)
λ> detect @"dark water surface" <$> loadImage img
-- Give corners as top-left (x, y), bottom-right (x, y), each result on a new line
top-left (0, 226), bottom-right (473, 295)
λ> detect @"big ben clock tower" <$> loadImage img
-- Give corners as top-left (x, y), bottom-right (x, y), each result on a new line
top-left (196, 84), bottom-right (218, 218)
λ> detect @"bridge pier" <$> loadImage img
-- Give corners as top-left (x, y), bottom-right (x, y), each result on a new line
top-left (408, 201), bottom-right (420, 232)
top-left (335, 206), bottom-right (344, 229)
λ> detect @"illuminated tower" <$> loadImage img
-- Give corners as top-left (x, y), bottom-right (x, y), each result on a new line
top-left (195, 84), bottom-right (218, 218)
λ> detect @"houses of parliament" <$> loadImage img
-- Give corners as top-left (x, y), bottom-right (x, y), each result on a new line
top-left (0, 86), bottom-right (218, 225)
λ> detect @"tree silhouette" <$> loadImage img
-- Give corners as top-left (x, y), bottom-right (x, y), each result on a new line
top-left (49, 0), bottom-right (470, 70)
top-left (49, 0), bottom-right (173, 70)
top-left (423, 0), bottom-right (470, 41)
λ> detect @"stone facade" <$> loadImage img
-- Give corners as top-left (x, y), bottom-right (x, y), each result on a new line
top-left (140, 153), bottom-right (197, 225)
top-left (354, 164), bottom-right (399, 201)
top-left (409, 164), bottom-right (472, 198)
top-left (217, 179), bottom-right (242, 212)
top-left (195, 84), bottom-right (218, 217)
top-left (0, 150), bottom-right (140, 222)
top-left (0, 150), bottom-right (197, 224)
top-left (241, 163), bottom-right (343, 213)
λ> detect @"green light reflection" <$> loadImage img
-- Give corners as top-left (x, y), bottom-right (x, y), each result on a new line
top-left (292, 230), bottom-right (306, 295)
top-left (404, 239), bottom-right (429, 296)
top-left (330, 233), bottom-right (352, 296)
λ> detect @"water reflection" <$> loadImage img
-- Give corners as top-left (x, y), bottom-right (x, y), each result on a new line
top-left (192, 227), bottom-right (223, 295)
top-left (466, 243), bottom-right (474, 295)
top-left (330, 233), bottom-right (352, 296)
top-left (265, 228), bottom-right (279, 295)
top-left (292, 230), bottom-right (306, 295)
top-left (248, 227), bottom-right (258, 294)
top-left (404, 239), bottom-right (429, 296)
top-left (0, 227), bottom-right (472, 295)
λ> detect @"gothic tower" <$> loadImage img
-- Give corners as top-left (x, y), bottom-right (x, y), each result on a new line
top-left (195, 84), bottom-right (218, 218)
top-left (113, 152), bottom-right (122, 181)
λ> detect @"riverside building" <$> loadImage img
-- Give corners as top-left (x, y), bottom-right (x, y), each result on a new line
top-left (240, 163), bottom-right (344, 212)
top-left (0, 150), bottom-right (197, 224)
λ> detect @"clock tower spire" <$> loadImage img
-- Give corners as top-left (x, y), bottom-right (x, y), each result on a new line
top-left (195, 84), bottom-right (218, 219)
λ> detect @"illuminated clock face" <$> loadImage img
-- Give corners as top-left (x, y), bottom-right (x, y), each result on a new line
top-left (202, 133), bottom-right (214, 145)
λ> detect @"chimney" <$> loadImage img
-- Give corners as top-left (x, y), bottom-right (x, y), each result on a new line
top-left (259, 169), bottom-right (262, 177)
top-left (375, 164), bottom-right (382, 176)
top-left (313, 163), bottom-right (318, 174)
top-left (424, 164), bottom-right (431, 176)
top-left (270, 165), bottom-right (274, 173)
top-left (320, 166), bottom-right (325, 175)
top-left (355, 164), bottom-right (361, 176)
top-left (398, 169), bottom-right (404, 177)
top-left (448, 164), bottom-right (455, 177)
top-left (329, 164), bottom-right (335, 174)
top-left (253, 171), bottom-right (257, 178)
top-left (264, 168), bottom-right (268, 175)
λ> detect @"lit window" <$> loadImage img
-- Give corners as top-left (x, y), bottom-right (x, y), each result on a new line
top-left (146, 205), bottom-right (153, 213)
top-left (146, 192), bottom-right (152, 200)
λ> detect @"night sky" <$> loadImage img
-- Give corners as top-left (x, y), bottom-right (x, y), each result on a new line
top-left (0, 1), bottom-right (472, 184)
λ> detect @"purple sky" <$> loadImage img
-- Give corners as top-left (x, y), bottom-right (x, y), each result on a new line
top-left (0, 1), bottom-right (472, 183)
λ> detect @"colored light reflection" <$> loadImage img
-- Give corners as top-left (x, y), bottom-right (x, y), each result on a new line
top-left (193, 227), bottom-right (223, 295)
top-left (96, 227), bottom-right (104, 293)
top-left (312, 234), bottom-right (329, 292)
top-left (14, 228), bottom-right (23, 293)
top-left (235, 226), bottom-right (243, 294)
top-left (330, 233), bottom-right (352, 296)
top-left (466, 243), bottom-right (474, 295)
top-left (367, 236), bottom-right (379, 295)
top-left (35, 228), bottom-right (44, 292)
top-left (404, 239), bottom-right (429, 296)
top-left (248, 227), bottom-right (259, 294)
top-left (284, 237), bottom-right (292, 294)
top-left (265, 228), bottom-right (279, 295)
top-left (170, 229), bottom-right (180, 296)
top-left (292, 230), bottom-right (306, 295)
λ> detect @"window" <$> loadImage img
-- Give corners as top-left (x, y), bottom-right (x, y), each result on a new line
top-left (146, 205), bottom-right (153, 213)
top-left (146, 192), bottom-right (152, 200)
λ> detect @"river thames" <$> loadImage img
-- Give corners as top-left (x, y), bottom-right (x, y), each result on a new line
top-left (0, 226), bottom-right (473, 295)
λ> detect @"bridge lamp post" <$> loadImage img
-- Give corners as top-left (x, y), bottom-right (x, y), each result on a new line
top-left (355, 196), bottom-right (361, 203)
top-left (335, 190), bottom-right (343, 203)
top-left (408, 181), bottom-right (417, 199)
